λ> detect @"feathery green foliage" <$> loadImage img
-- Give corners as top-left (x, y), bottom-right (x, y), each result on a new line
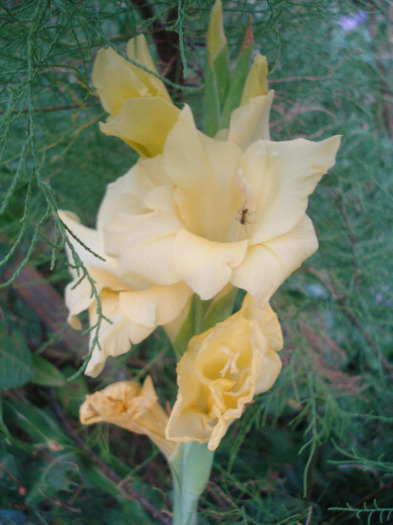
top-left (1, 0), bottom-right (392, 523)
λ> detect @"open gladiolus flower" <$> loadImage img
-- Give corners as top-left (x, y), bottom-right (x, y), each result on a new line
top-left (80, 376), bottom-right (177, 460)
top-left (59, 171), bottom-right (192, 377)
top-left (58, 0), bottom-right (343, 520)
top-left (104, 105), bottom-right (341, 306)
top-left (93, 34), bottom-right (179, 157)
top-left (165, 294), bottom-right (283, 450)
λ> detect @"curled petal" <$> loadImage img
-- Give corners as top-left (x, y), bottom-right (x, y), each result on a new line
top-left (64, 267), bottom-right (129, 326)
top-left (241, 295), bottom-right (283, 353)
top-left (61, 196), bottom-right (191, 377)
top-left (173, 229), bottom-right (248, 300)
top-left (93, 47), bottom-right (146, 117)
top-left (80, 376), bottom-right (177, 459)
top-left (85, 281), bottom-right (191, 377)
top-left (85, 289), bottom-right (154, 377)
top-left (231, 215), bottom-right (318, 306)
top-left (92, 35), bottom-right (178, 156)
top-left (119, 282), bottom-right (192, 328)
top-left (59, 210), bottom-right (120, 328)
top-left (96, 164), bottom-right (151, 232)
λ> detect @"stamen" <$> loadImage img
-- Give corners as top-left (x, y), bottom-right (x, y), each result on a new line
top-left (218, 347), bottom-right (240, 377)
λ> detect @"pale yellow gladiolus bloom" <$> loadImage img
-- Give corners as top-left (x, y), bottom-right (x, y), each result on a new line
top-left (93, 34), bottom-right (179, 157)
top-left (165, 295), bottom-right (283, 450)
top-left (59, 162), bottom-right (192, 377)
top-left (103, 105), bottom-right (340, 308)
top-left (80, 376), bottom-right (177, 460)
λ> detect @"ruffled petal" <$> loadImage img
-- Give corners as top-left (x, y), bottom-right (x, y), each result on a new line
top-left (166, 349), bottom-right (213, 443)
top-left (82, 282), bottom-right (191, 377)
top-left (241, 295), bottom-right (283, 352)
top-left (80, 376), bottom-right (177, 459)
top-left (85, 290), bottom-right (154, 377)
top-left (173, 229), bottom-right (248, 300)
top-left (64, 267), bottom-right (129, 321)
top-left (231, 215), bottom-right (318, 306)
top-left (97, 156), bottom-right (170, 235)
top-left (64, 279), bottom-right (90, 329)
top-left (59, 210), bottom-right (149, 328)
top-left (104, 185), bottom-right (183, 285)
top-left (166, 295), bottom-right (283, 450)
top-left (240, 135), bottom-right (341, 244)
top-left (254, 347), bottom-right (282, 394)
top-left (119, 282), bottom-right (192, 328)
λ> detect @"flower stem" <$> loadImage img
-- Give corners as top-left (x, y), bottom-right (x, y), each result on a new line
top-left (170, 442), bottom-right (214, 525)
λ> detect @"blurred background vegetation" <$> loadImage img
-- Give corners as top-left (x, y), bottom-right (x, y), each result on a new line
top-left (1, 0), bottom-right (393, 523)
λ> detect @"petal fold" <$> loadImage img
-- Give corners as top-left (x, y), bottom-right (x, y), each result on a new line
top-left (100, 97), bottom-right (179, 157)
top-left (173, 229), bottom-right (248, 300)
top-left (231, 215), bottom-right (318, 306)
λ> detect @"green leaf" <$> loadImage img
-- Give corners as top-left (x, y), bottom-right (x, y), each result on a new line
top-left (202, 286), bottom-right (238, 332)
top-left (0, 397), bottom-right (11, 438)
top-left (213, 45), bottom-right (231, 107)
top-left (0, 321), bottom-right (34, 390)
top-left (206, 0), bottom-right (230, 104)
top-left (221, 43), bottom-right (253, 128)
top-left (3, 398), bottom-right (72, 447)
top-left (31, 354), bottom-right (66, 386)
top-left (25, 451), bottom-right (80, 506)
top-left (171, 299), bottom-right (195, 359)
top-left (204, 54), bottom-right (222, 137)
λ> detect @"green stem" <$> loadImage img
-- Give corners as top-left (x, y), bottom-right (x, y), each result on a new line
top-left (193, 296), bottom-right (206, 335)
top-left (170, 442), bottom-right (214, 525)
